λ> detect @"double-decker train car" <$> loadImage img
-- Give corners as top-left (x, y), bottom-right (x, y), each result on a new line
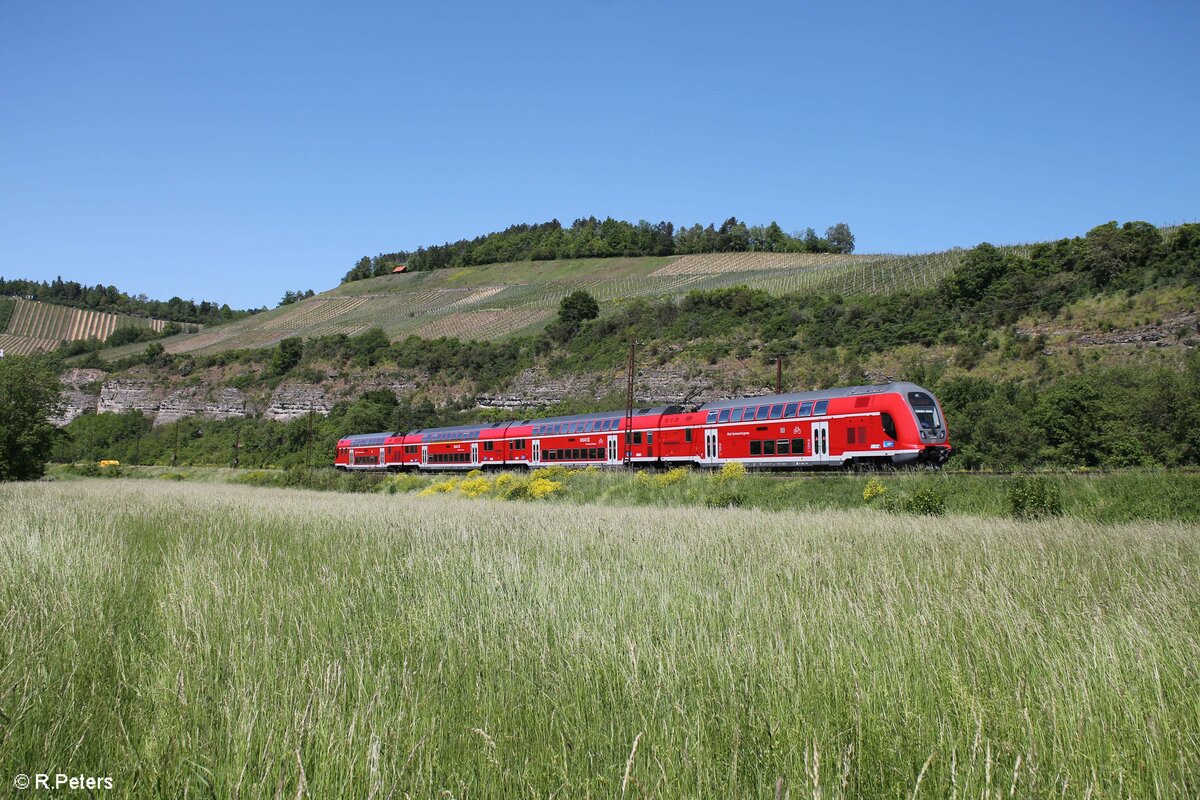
top-left (334, 382), bottom-right (951, 472)
top-left (334, 432), bottom-right (393, 470)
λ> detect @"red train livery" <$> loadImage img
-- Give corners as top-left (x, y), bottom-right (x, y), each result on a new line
top-left (335, 381), bottom-right (951, 472)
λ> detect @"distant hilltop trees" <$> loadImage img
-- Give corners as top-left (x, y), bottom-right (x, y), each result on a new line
top-left (0, 276), bottom-right (258, 325)
top-left (342, 217), bottom-right (855, 283)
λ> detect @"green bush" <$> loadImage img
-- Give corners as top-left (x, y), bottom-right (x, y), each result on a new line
top-left (905, 486), bottom-right (947, 516)
top-left (1007, 477), bottom-right (1063, 520)
top-left (379, 474), bottom-right (426, 494)
top-left (881, 485), bottom-right (947, 516)
top-left (704, 487), bottom-right (746, 508)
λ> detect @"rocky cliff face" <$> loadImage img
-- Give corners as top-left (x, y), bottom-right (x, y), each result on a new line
top-left (154, 387), bottom-right (249, 425)
top-left (97, 379), bottom-right (166, 416)
top-left (475, 363), bottom-right (764, 410)
top-left (262, 383), bottom-right (332, 421)
top-left (56, 360), bottom-right (766, 428)
top-left (51, 368), bottom-right (109, 426)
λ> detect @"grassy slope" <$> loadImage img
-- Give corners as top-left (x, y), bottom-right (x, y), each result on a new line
top-left (96, 250), bottom-right (973, 360)
top-left (3, 479), bottom-right (1197, 798)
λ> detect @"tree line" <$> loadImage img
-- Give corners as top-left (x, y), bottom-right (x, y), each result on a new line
top-left (0, 276), bottom-right (260, 325)
top-left (341, 217), bottom-right (855, 282)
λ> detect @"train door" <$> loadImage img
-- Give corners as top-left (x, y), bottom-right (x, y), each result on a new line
top-left (811, 421), bottom-right (829, 463)
top-left (471, 442), bottom-right (478, 465)
top-left (703, 428), bottom-right (719, 465)
top-left (532, 439), bottom-right (541, 465)
top-left (607, 434), bottom-right (618, 464)
top-left (420, 445), bottom-right (428, 467)
top-left (379, 447), bottom-right (385, 466)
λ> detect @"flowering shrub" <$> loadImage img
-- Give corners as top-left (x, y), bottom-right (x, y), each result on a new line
top-left (863, 478), bottom-right (887, 502)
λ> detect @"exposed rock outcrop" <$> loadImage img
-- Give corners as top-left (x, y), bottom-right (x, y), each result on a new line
top-left (97, 379), bottom-right (165, 417)
top-left (52, 368), bottom-right (108, 426)
top-left (264, 383), bottom-right (333, 421)
top-left (476, 364), bottom-right (754, 410)
top-left (154, 387), bottom-right (249, 425)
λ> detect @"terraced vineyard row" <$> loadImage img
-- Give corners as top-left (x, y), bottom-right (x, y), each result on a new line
top-left (410, 308), bottom-right (552, 341)
top-left (0, 333), bottom-right (60, 356)
top-left (2, 298), bottom-right (172, 353)
top-left (651, 251), bottom-right (863, 276)
top-left (258, 297), bottom-right (373, 330)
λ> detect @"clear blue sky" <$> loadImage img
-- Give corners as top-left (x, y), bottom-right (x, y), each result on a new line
top-left (2, 1), bottom-right (1197, 309)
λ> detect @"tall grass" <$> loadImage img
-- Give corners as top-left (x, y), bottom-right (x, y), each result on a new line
top-left (2, 481), bottom-right (1197, 797)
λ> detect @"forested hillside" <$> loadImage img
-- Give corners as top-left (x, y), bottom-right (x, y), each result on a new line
top-left (47, 219), bottom-right (1200, 472)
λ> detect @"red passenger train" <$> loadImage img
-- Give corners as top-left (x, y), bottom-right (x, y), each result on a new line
top-left (335, 382), bottom-right (952, 472)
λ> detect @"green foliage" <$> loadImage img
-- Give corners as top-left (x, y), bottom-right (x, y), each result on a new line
top-left (107, 326), bottom-right (160, 347)
top-left (0, 355), bottom-right (63, 480)
top-left (883, 485), bottom-right (947, 516)
top-left (278, 289), bottom-right (315, 307)
top-left (548, 290), bottom-right (600, 342)
top-left (1007, 477), bottom-right (1063, 520)
top-left (270, 337), bottom-right (304, 375)
top-left (232, 467), bottom-right (385, 493)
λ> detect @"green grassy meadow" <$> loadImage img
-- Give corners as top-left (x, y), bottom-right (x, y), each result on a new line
top-left (3, 480), bottom-right (1198, 797)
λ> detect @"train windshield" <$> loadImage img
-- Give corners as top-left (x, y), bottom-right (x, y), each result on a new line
top-left (907, 391), bottom-right (942, 431)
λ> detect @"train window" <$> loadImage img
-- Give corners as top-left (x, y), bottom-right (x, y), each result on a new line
top-left (798, 401), bottom-right (813, 416)
top-left (647, 432), bottom-right (653, 445)
top-left (756, 405), bottom-right (769, 420)
top-left (763, 440), bottom-right (776, 455)
top-left (706, 411), bottom-right (718, 424)
top-left (573, 448), bottom-right (582, 460)
top-left (583, 422), bottom-right (592, 433)
top-left (784, 402), bottom-right (798, 417)
top-left (908, 392), bottom-right (942, 431)
top-left (769, 404), bottom-right (784, 419)
top-left (814, 400), bottom-right (829, 416)
top-left (848, 427), bottom-right (856, 444)
top-left (684, 429), bottom-right (693, 443)
top-left (731, 408), bottom-right (743, 423)
top-left (750, 440), bottom-right (762, 456)
top-left (792, 438), bottom-right (805, 454)
top-left (718, 409), bottom-right (730, 423)
top-left (633, 432), bottom-right (643, 445)
top-left (777, 439), bottom-right (790, 455)
top-left (483, 441), bottom-right (493, 451)
top-left (881, 413), bottom-right (897, 439)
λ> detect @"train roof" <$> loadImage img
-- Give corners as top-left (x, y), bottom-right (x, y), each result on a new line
top-left (407, 420), bottom-right (510, 439)
top-left (697, 382), bottom-right (932, 411)
top-left (513, 406), bottom-right (681, 426)
top-left (340, 431), bottom-right (394, 446)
